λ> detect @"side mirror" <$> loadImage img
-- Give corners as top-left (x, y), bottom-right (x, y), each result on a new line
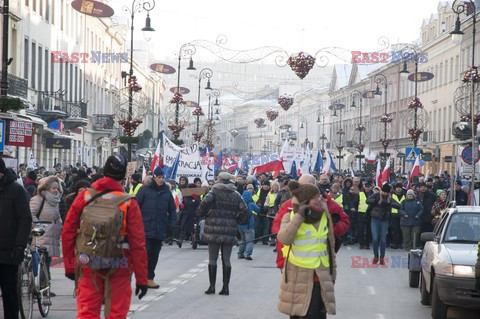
top-left (421, 232), bottom-right (436, 242)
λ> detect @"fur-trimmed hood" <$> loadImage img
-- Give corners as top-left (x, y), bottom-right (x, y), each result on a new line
top-left (37, 176), bottom-right (63, 195)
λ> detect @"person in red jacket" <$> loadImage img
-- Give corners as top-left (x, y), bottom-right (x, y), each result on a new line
top-left (62, 154), bottom-right (148, 318)
top-left (272, 174), bottom-right (350, 269)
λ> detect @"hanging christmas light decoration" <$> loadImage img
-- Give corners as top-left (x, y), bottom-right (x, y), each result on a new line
top-left (266, 109), bottom-right (279, 121)
top-left (287, 52), bottom-right (316, 79)
top-left (278, 94), bottom-right (294, 111)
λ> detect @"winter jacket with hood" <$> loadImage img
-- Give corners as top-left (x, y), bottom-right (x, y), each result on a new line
top-left (61, 177), bottom-right (148, 285)
top-left (366, 193), bottom-right (402, 221)
top-left (400, 198), bottom-right (424, 227)
top-left (241, 190), bottom-right (260, 229)
top-left (277, 200), bottom-right (337, 316)
top-left (0, 169), bottom-right (32, 265)
top-left (136, 178), bottom-right (176, 240)
top-left (30, 176), bottom-right (63, 257)
top-left (197, 181), bottom-right (248, 245)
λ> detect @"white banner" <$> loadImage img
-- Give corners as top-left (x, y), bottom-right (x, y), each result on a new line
top-left (281, 146), bottom-right (305, 161)
top-left (163, 135), bottom-right (202, 180)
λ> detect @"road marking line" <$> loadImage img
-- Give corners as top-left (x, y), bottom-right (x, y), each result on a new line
top-left (169, 280), bottom-right (182, 285)
top-left (157, 287), bottom-right (172, 293)
top-left (375, 314), bottom-right (386, 319)
top-left (129, 304), bottom-right (141, 311)
top-left (180, 280), bottom-right (188, 285)
top-left (190, 273), bottom-right (197, 278)
top-left (139, 295), bottom-right (156, 301)
top-left (189, 268), bottom-right (201, 272)
top-left (198, 263), bottom-right (207, 267)
top-left (154, 295), bottom-right (164, 301)
top-left (137, 304), bottom-right (149, 312)
top-left (179, 273), bottom-right (193, 279)
top-left (367, 286), bottom-right (376, 295)
top-left (359, 269), bottom-right (366, 275)
top-left (169, 287), bottom-right (177, 292)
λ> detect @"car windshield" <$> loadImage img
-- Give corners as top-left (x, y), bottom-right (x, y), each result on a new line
top-left (443, 213), bottom-right (480, 243)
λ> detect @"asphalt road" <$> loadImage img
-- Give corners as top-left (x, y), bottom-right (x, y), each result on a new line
top-left (3, 243), bottom-right (479, 319)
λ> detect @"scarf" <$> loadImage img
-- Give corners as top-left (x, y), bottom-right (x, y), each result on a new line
top-left (42, 190), bottom-right (62, 206)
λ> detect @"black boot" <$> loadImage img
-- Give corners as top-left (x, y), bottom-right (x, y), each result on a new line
top-left (205, 265), bottom-right (216, 295)
top-left (218, 265), bottom-right (231, 296)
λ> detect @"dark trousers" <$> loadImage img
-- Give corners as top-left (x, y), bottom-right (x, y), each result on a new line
top-left (0, 263), bottom-right (19, 319)
top-left (357, 213), bottom-right (371, 247)
top-left (290, 282), bottom-right (326, 319)
top-left (389, 216), bottom-right (402, 247)
top-left (145, 238), bottom-right (162, 280)
top-left (347, 210), bottom-right (358, 242)
top-left (255, 215), bottom-right (269, 244)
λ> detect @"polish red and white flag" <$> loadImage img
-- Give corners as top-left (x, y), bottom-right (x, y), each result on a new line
top-left (407, 155), bottom-right (421, 190)
top-left (381, 158), bottom-right (391, 184)
top-left (376, 160), bottom-right (382, 187)
top-left (150, 140), bottom-right (162, 172)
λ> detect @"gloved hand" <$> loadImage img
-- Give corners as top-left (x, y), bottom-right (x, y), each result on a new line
top-left (135, 285), bottom-right (148, 300)
top-left (65, 273), bottom-right (75, 281)
top-left (11, 246), bottom-right (25, 264)
top-left (297, 202), bottom-right (310, 218)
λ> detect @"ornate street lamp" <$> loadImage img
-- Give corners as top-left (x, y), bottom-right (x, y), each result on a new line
top-left (451, 0), bottom-right (479, 202)
top-left (192, 68), bottom-right (213, 142)
top-left (170, 43), bottom-right (196, 142)
top-left (350, 90), bottom-right (367, 170)
top-left (374, 74), bottom-right (392, 165)
top-left (398, 45), bottom-right (432, 148)
top-left (330, 102), bottom-right (346, 170)
top-left (122, 0), bottom-right (155, 161)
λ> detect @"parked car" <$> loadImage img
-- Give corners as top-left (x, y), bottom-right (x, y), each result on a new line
top-left (419, 206), bottom-right (480, 319)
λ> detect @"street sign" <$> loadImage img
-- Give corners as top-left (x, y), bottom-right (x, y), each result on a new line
top-left (444, 156), bottom-right (453, 163)
top-left (405, 147), bottom-right (420, 162)
top-left (0, 120), bottom-right (5, 151)
top-left (461, 146), bottom-right (480, 165)
top-left (421, 152), bottom-right (432, 161)
top-left (461, 173), bottom-right (480, 182)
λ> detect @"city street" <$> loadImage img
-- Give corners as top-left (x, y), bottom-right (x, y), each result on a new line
top-left (8, 243), bottom-right (477, 319)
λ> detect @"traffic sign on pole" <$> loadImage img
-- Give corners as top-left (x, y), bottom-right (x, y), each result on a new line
top-left (405, 147), bottom-right (420, 162)
top-left (460, 146), bottom-right (480, 165)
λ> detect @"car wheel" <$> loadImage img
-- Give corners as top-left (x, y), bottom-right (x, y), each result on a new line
top-left (431, 277), bottom-right (448, 319)
top-left (409, 270), bottom-right (420, 288)
top-left (420, 273), bottom-right (431, 306)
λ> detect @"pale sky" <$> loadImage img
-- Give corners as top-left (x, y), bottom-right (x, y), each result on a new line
top-left (111, 0), bottom-right (444, 62)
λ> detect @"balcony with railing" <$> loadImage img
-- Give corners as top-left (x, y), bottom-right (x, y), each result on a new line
top-left (36, 91), bottom-right (88, 128)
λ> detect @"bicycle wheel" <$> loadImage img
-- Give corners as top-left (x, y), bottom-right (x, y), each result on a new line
top-left (37, 254), bottom-right (51, 317)
top-left (17, 260), bottom-right (33, 319)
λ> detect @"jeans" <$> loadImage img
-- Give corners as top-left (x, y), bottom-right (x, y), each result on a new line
top-left (0, 263), bottom-right (19, 319)
top-left (255, 215), bottom-right (269, 244)
top-left (145, 238), bottom-right (162, 280)
top-left (401, 225), bottom-right (421, 250)
top-left (238, 226), bottom-right (255, 257)
top-left (371, 218), bottom-right (388, 258)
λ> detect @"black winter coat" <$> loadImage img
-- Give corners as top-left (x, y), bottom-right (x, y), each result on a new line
top-left (455, 189), bottom-right (469, 206)
top-left (418, 191), bottom-right (436, 224)
top-left (197, 182), bottom-right (248, 245)
top-left (366, 193), bottom-right (401, 221)
top-left (136, 180), bottom-right (176, 240)
top-left (0, 169), bottom-right (32, 265)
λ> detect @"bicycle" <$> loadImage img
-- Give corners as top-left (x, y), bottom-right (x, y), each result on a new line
top-left (17, 220), bottom-right (53, 319)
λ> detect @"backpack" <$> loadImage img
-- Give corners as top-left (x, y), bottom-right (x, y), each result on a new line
top-left (75, 188), bottom-right (134, 270)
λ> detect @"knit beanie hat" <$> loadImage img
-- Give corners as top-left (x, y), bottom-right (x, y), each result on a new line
top-left (289, 180), bottom-right (320, 206)
top-left (406, 189), bottom-right (415, 196)
top-left (103, 154), bottom-right (127, 181)
top-left (381, 183), bottom-right (392, 193)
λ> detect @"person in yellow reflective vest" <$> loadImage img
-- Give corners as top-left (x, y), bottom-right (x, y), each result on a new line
top-left (390, 183), bottom-right (405, 249)
top-left (277, 180), bottom-right (336, 318)
top-left (357, 182), bottom-right (373, 250)
top-left (254, 180), bottom-right (272, 245)
top-left (330, 183), bottom-right (344, 208)
top-left (129, 173), bottom-right (143, 195)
